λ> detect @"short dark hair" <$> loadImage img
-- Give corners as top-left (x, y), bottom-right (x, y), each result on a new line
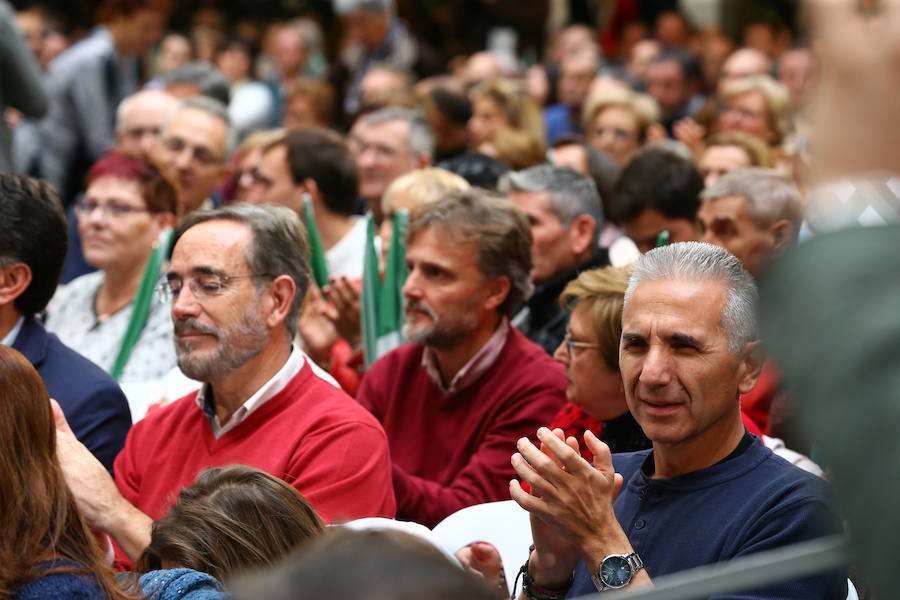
top-left (232, 528), bottom-right (499, 600)
top-left (176, 204), bottom-right (310, 338)
top-left (611, 147), bottom-right (703, 224)
top-left (138, 465), bottom-right (324, 581)
top-left (651, 48), bottom-right (702, 82)
top-left (0, 174), bottom-right (67, 315)
top-left (435, 152), bottom-right (510, 190)
top-left (428, 87), bottom-right (472, 127)
top-left (284, 128), bottom-right (359, 216)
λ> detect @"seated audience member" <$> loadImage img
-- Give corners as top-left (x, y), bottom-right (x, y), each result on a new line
top-left (224, 128), bottom-right (286, 205)
top-left (348, 106), bottom-right (434, 224)
top-left (543, 49), bottom-right (600, 144)
top-left (500, 165), bottom-right (609, 354)
top-left (55, 204), bottom-right (395, 566)
top-left (46, 155), bottom-right (177, 397)
top-left (512, 242), bottom-right (846, 598)
top-left (359, 63), bottom-right (416, 112)
top-left (698, 131), bottom-right (774, 188)
top-left (467, 78), bottom-right (545, 150)
top-left (138, 465), bottom-right (324, 581)
top-left (477, 127), bottom-right (546, 171)
top-left (357, 190), bottom-right (566, 526)
top-left (1, 173), bottom-right (130, 471)
top-left (282, 78), bottom-right (336, 130)
top-left (715, 75), bottom-right (791, 149)
top-left (234, 528), bottom-right (499, 600)
top-left (161, 62), bottom-right (230, 105)
top-left (251, 127), bottom-right (366, 280)
top-left (611, 147), bottom-right (703, 253)
top-left (153, 97), bottom-right (231, 215)
top-left (421, 85), bottom-right (472, 163)
top-left (548, 266), bottom-right (650, 458)
top-left (0, 346), bottom-right (128, 600)
top-left (582, 87), bottom-right (661, 167)
top-left (644, 48), bottom-right (704, 136)
top-left (698, 168), bottom-right (803, 436)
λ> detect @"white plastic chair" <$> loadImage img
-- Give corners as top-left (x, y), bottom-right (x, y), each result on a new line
top-left (430, 500), bottom-right (533, 595)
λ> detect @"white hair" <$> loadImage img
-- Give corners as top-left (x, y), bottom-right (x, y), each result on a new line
top-left (624, 242), bottom-right (758, 353)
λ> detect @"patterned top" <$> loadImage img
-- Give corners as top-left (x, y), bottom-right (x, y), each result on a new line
top-left (46, 270), bottom-right (176, 384)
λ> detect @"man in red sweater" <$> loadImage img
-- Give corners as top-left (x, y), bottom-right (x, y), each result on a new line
top-left (357, 189), bottom-right (566, 527)
top-left (56, 204), bottom-right (395, 564)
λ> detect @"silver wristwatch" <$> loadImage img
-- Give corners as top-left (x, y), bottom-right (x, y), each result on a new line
top-left (591, 552), bottom-right (644, 591)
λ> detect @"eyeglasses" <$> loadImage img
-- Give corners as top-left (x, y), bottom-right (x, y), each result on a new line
top-left (563, 328), bottom-right (601, 357)
top-left (160, 136), bottom-right (224, 166)
top-left (157, 272), bottom-right (271, 303)
top-left (74, 198), bottom-right (154, 219)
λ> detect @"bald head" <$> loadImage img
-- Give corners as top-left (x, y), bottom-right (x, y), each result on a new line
top-left (719, 48), bottom-right (771, 93)
top-left (116, 90), bottom-right (180, 161)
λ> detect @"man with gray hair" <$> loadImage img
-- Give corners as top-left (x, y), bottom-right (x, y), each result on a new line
top-left (55, 204), bottom-right (396, 565)
top-left (153, 96), bottom-right (232, 214)
top-left (348, 106), bottom-right (434, 223)
top-left (115, 89), bottom-right (179, 162)
top-left (500, 165), bottom-right (608, 354)
top-left (357, 189), bottom-right (565, 527)
top-left (697, 167), bottom-right (803, 281)
top-left (511, 242), bottom-right (845, 598)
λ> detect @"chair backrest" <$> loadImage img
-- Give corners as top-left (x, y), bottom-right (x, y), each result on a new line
top-left (430, 500), bottom-right (533, 595)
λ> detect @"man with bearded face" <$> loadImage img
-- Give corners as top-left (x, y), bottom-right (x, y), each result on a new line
top-left (356, 190), bottom-right (566, 527)
top-left (54, 204), bottom-right (395, 566)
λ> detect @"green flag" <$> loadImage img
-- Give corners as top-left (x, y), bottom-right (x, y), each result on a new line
top-left (361, 210), bottom-right (408, 367)
top-left (303, 194), bottom-right (330, 289)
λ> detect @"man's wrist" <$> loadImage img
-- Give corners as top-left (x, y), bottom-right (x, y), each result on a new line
top-left (526, 550), bottom-right (575, 591)
top-left (521, 552), bottom-right (573, 600)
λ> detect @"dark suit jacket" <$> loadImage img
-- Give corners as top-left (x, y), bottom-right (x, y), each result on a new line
top-left (12, 316), bottom-right (131, 472)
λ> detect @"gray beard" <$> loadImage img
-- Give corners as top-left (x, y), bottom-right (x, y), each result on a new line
top-left (175, 311), bottom-right (269, 383)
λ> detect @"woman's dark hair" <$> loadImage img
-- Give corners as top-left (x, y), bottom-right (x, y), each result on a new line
top-left (138, 465), bottom-right (324, 581)
top-left (0, 345), bottom-right (137, 600)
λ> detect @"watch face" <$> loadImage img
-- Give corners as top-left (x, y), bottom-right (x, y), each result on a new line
top-left (600, 555), bottom-right (632, 588)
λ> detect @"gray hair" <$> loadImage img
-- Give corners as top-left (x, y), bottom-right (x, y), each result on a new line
top-left (165, 96), bottom-right (234, 154)
top-left (115, 89), bottom-right (178, 133)
top-left (332, 0), bottom-right (393, 15)
top-left (357, 106), bottom-right (434, 159)
top-left (176, 204), bottom-right (311, 339)
top-left (624, 242), bottom-right (758, 353)
top-left (702, 167), bottom-right (803, 237)
top-left (499, 165), bottom-right (604, 245)
top-left (161, 62), bottom-right (231, 106)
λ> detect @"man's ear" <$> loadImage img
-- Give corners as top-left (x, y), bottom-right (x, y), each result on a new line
top-left (736, 340), bottom-right (764, 395)
top-left (300, 178), bottom-right (321, 204)
top-left (769, 219), bottom-right (795, 253)
top-left (0, 262), bottom-right (32, 307)
top-left (569, 214), bottom-right (597, 257)
top-left (482, 275), bottom-right (511, 313)
top-left (263, 275), bottom-right (297, 330)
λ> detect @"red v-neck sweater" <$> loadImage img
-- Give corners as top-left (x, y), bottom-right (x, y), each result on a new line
top-left (357, 328), bottom-right (566, 527)
top-left (114, 362), bottom-right (396, 523)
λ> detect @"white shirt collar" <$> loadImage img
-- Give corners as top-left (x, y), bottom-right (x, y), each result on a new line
top-left (196, 345), bottom-right (306, 438)
top-left (0, 316), bottom-right (25, 347)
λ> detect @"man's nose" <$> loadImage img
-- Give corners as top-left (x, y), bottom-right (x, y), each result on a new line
top-left (639, 345), bottom-right (673, 386)
top-left (171, 284), bottom-right (201, 320)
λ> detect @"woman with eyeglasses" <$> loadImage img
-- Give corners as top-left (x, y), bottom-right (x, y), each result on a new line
top-left (46, 153), bottom-right (177, 417)
top-left (548, 265), bottom-right (650, 460)
top-left (582, 88), bottom-right (661, 168)
top-left (0, 345), bottom-right (135, 600)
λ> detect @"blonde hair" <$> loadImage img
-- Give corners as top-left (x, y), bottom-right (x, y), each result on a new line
top-left (232, 128), bottom-right (287, 165)
top-left (582, 88), bottom-right (660, 142)
top-left (704, 131), bottom-right (774, 169)
top-left (481, 128), bottom-right (547, 171)
top-left (721, 75), bottom-right (791, 145)
top-left (559, 265), bottom-right (633, 371)
top-left (470, 78), bottom-right (546, 145)
top-left (381, 168), bottom-right (470, 215)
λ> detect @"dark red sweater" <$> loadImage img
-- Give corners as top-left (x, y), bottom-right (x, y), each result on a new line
top-left (357, 327), bottom-right (566, 527)
top-left (114, 362), bottom-right (396, 524)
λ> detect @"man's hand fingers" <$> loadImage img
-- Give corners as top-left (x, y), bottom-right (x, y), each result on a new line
top-left (584, 430), bottom-right (614, 473)
top-left (536, 427), bottom-right (589, 475)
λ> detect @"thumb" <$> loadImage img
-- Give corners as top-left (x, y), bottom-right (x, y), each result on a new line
top-left (50, 399), bottom-right (74, 435)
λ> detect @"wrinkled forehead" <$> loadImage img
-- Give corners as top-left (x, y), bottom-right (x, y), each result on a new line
top-left (623, 277), bottom-right (728, 334)
top-left (171, 220), bottom-right (253, 274)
